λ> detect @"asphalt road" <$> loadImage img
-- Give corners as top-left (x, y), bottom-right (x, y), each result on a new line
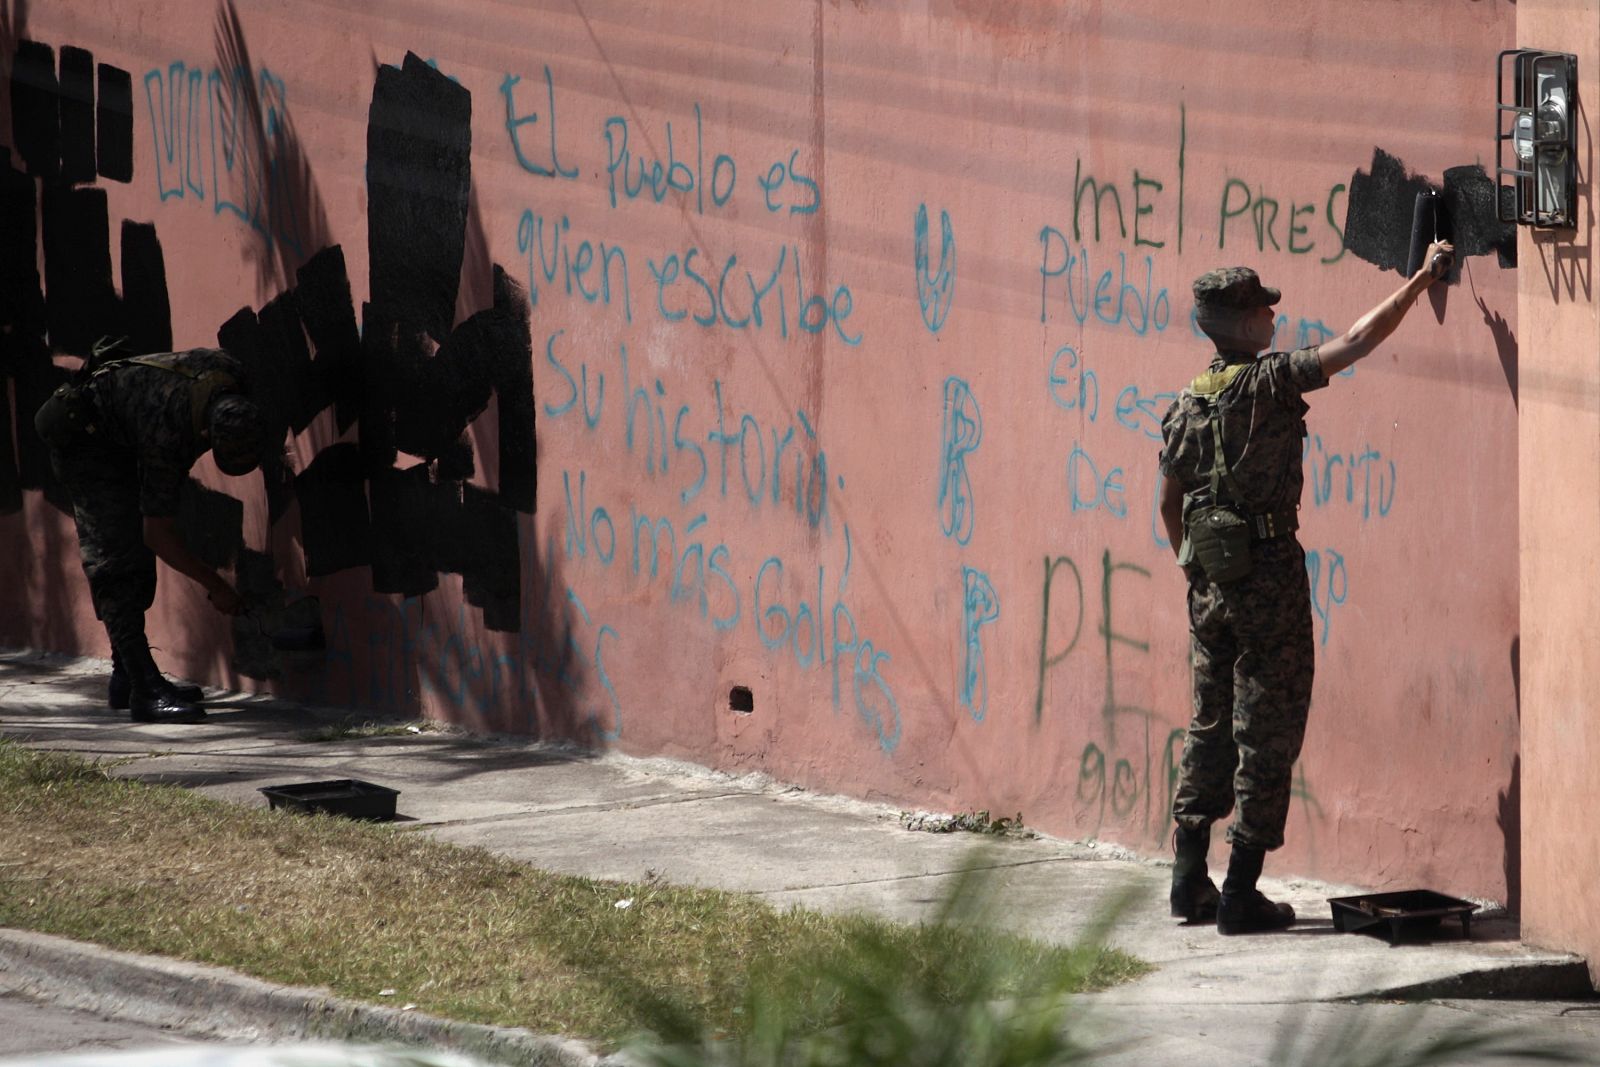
top-left (0, 990), bottom-right (199, 1061)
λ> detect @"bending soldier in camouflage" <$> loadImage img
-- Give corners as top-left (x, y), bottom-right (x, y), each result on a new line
top-left (38, 348), bottom-right (264, 725)
top-left (1157, 245), bottom-right (1452, 934)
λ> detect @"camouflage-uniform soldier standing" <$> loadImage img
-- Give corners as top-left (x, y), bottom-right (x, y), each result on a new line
top-left (1158, 244), bottom-right (1452, 934)
top-left (37, 348), bottom-right (264, 725)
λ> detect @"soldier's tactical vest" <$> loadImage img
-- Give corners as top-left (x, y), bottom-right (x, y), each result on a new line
top-left (1177, 363), bottom-right (1298, 584)
top-left (34, 351), bottom-right (240, 448)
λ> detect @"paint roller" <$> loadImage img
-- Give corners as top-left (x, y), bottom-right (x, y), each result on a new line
top-left (1405, 190), bottom-right (1455, 279)
top-left (243, 595), bottom-right (326, 652)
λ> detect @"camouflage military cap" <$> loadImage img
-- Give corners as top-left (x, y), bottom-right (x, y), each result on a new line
top-left (1192, 267), bottom-right (1281, 310)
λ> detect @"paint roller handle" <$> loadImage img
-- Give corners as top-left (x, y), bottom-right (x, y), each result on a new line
top-left (1423, 240), bottom-right (1455, 282)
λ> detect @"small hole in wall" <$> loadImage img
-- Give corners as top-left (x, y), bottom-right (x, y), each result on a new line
top-left (730, 685), bottom-right (754, 714)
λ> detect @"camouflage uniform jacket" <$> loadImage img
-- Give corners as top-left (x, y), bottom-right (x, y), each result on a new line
top-left (1158, 347), bottom-right (1328, 522)
top-left (83, 348), bottom-right (245, 519)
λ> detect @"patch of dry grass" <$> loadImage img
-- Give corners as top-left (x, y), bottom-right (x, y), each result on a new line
top-left (294, 719), bottom-right (449, 743)
top-left (0, 741), bottom-right (1149, 1047)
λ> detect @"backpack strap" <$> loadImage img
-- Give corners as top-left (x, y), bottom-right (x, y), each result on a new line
top-left (1190, 364), bottom-right (1247, 506)
top-left (121, 353), bottom-right (241, 437)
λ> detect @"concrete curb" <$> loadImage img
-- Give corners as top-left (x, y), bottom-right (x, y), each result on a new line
top-left (0, 927), bottom-right (606, 1067)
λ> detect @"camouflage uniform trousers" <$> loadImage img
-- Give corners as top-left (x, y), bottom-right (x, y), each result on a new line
top-left (48, 438), bottom-right (158, 658)
top-left (1172, 538), bottom-right (1314, 852)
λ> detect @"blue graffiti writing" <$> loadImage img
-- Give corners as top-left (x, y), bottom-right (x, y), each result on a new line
top-left (562, 468), bottom-right (741, 631)
top-left (604, 104), bottom-right (722, 215)
top-left (1039, 230), bottom-right (1171, 337)
top-left (646, 241), bottom-right (861, 345)
top-left (500, 66), bottom-right (579, 180)
top-left (754, 528), bottom-right (901, 752)
top-left (1305, 547), bottom-right (1349, 646)
top-left (1305, 435), bottom-right (1397, 520)
top-left (1187, 308), bottom-right (1339, 358)
top-left (1112, 382), bottom-right (1178, 442)
top-left (1048, 345), bottom-right (1099, 419)
top-left (938, 377), bottom-right (981, 544)
top-left (706, 381), bottom-right (832, 528)
top-left (758, 149), bottom-right (820, 215)
top-left (914, 204), bottom-right (956, 333)
top-left (960, 566), bottom-right (1000, 723)
top-left (544, 338), bottom-right (833, 527)
top-left (541, 329), bottom-right (605, 430)
top-left (142, 61), bottom-right (305, 253)
top-left (1066, 442), bottom-right (1128, 519)
top-left (566, 589), bottom-right (623, 740)
top-left (562, 469), bottom-right (618, 565)
top-left (517, 210), bottom-right (632, 322)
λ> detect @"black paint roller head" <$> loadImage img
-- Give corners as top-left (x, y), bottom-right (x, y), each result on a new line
top-left (1405, 190), bottom-right (1454, 278)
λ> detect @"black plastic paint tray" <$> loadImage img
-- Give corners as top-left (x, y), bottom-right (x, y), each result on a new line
top-left (1328, 890), bottom-right (1479, 942)
top-left (259, 779), bottom-right (399, 821)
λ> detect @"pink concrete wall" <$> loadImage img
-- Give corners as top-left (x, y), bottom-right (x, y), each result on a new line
top-left (1518, 0), bottom-right (1600, 983)
top-left (1, 1), bottom-right (1525, 904)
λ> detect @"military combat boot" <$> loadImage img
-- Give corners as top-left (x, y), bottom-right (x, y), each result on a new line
top-left (108, 649), bottom-right (202, 710)
top-left (1170, 823), bottom-right (1220, 923)
top-left (1217, 845), bottom-right (1295, 935)
top-left (119, 643), bottom-right (206, 724)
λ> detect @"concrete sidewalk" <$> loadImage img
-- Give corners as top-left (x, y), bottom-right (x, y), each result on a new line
top-left (1, 649), bottom-right (1595, 1065)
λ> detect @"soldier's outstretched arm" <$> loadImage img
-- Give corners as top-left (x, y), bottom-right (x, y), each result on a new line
top-left (143, 516), bottom-right (244, 614)
top-left (1317, 240), bottom-right (1453, 378)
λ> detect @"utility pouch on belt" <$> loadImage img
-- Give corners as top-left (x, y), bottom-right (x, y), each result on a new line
top-left (1180, 363), bottom-right (1254, 584)
top-left (33, 340), bottom-right (129, 448)
top-left (1186, 502), bottom-right (1253, 583)
top-left (33, 380), bottom-right (99, 447)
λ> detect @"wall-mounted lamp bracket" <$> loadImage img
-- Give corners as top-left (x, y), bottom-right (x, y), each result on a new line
top-left (1497, 48), bottom-right (1578, 229)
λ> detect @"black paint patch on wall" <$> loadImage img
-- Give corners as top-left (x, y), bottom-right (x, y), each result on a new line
top-left (10, 40), bottom-right (60, 178)
top-left (119, 221), bottom-right (172, 355)
top-left (1344, 149), bottom-right (1434, 273)
top-left (10, 335), bottom-right (72, 511)
top-left (255, 293), bottom-right (319, 524)
top-left (356, 303), bottom-right (406, 478)
top-left (259, 292), bottom-right (314, 435)
top-left (456, 483), bottom-right (519, 632)
top-left (366, 52), bottom-right (470, 342)
top-left (177, 477), bottom-right (245, 570)
top-left (491, 266), bottom-right (536, 514)
top-left (0, 149), bottom-right (45, 339)
top-left (294, 245), bottom-right (361, 432)
top-left (96, 63), bottom-right (133, 184)
top-left (218, 305), bottom-right (295, 521)
top-left (259, 287), bottom-right (321, 435)
top-left (1344, 148), bottom-right (1515, 276)
top-left (404, 310), bottom-right (494, 461)
top-left (41, 184), bottom-right (117, 354)
top-left (295, 442), bottom-right (371, 576)
top-left (1442, 165), bottom-right (1516, 269)
top-left (57, 45), bottom-right (95, 184)
top-left (0, 373), bottom-right (20, 514)
top-left (368, 464), bottom-right (441, 597)
top-left (436, 434), bottom-right (475, 482)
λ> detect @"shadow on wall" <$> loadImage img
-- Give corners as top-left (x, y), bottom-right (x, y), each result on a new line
top-left (1474, 283), bottom-right (1518, 409)
top-left (0, 14), bottom-right (588, 743)
top-left (212, 0), bottom-right (333, 298)
top-left (1499, 635), bottom-right (1521, 916)
top-left (1532, 89), bottom-right (1593, 305)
